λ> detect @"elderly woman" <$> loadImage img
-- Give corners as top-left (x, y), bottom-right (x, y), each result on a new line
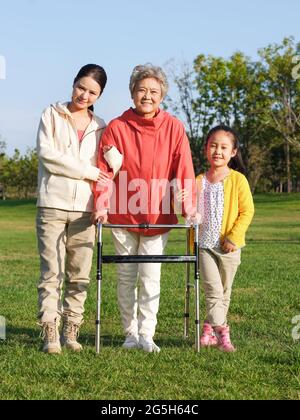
top-left (94, 64), bottom-right (196, 353)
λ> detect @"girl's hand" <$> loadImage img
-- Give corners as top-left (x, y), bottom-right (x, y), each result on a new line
top-left (91, 209), bottom-right (108, 225)
top-left (221, 239), bottom-right (237, 253)
top-left (185, 212), bottom-right (202, 226)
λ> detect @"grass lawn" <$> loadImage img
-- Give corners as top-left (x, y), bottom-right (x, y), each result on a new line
top-left (0, 194), bottom-right (300, 400)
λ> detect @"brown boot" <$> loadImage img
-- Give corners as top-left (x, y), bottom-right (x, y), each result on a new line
top-left (62, 319), bottom-right (83, 352)
top-left (41, 319), bottom-right (61, 354)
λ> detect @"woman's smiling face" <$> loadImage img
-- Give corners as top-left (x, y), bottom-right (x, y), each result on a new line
top-left (132, 77), bottom-right (163, 119)
top-left (71, 76), bottom-right (101, 111)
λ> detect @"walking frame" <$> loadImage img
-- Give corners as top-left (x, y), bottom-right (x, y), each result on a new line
top-left (96, 223), bottom-right (200, 353)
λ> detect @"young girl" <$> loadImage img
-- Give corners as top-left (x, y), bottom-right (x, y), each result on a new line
top-left (197, 125), bottom-right (254, 352)
top-left (36, 64), bottom-right (122, 354)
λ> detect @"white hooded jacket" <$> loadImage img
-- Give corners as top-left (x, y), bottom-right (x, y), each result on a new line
top-left (36, 102), bottom-right (122, 212)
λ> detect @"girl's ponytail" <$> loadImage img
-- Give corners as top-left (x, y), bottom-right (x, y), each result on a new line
top-left (228, 149), bottom-right (246, 175)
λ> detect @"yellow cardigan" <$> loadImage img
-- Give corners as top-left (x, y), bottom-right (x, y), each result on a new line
top-left (196, 169), bottom-right (255, 248)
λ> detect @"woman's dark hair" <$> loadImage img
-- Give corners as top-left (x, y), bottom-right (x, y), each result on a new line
top-left (73, 64), bottom-right (107, 112)
top-left (205, 125), bottom-right (246, 175)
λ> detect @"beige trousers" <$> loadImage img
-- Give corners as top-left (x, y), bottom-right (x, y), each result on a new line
top-left (111, 228), bottom-right (169, 338)
top-left (36, 208), bottom-right (95, 324)
top-left (199, 247), bottom-right (241, 327)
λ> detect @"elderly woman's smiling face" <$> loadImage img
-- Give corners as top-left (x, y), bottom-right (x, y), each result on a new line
top-left (132, 77), bottom-right (163, 119)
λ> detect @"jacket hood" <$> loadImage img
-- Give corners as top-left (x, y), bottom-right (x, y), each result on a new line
top-left (51, 102), bottom-right (106, 130)
top-left (120, 108), bottom-right (170, 132)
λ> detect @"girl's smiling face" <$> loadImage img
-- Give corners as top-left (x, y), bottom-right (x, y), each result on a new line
top-left (206, 130), bottom-right (237, 169)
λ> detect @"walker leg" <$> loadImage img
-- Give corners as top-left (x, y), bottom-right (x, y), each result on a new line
top-left (194, 225), bottom-right (200, 352)
top-left (184, 228), bottom-right (191, 339)
top-left (96, 223), bottom-right (103, 354)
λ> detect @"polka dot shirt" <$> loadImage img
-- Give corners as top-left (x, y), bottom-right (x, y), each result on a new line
top-left (198, 175), bottom-right (224, 249)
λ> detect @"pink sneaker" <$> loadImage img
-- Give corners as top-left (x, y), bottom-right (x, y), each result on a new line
top-left (200, 322), bottom-right (218, 347)
top-left (214, 325), bottom-right (236, 353)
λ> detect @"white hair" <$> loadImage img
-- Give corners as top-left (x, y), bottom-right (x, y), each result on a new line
top-left (129, 63), bottom-right (169, 98)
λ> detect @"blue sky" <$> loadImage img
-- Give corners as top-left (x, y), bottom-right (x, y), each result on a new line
top-left (0, 0), bottom-right (300, 154)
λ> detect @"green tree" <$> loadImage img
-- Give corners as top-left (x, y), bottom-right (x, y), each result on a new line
top-left (167, 40), bottom-right (300, 192)
top-left (165, 60), bottom-right (210, 173)
top-left (0, 137), bottom-right (8, 199)
top-left (193, 52), bottom-right (272, 191)
top-left (0, 146), bottom-right (38, 199)
top-left (20, 148), bottom-right (38, 198)
top-left (8, 148), bottom-right (38, 199)
top-left (258, 37), bottom-right (300, 192)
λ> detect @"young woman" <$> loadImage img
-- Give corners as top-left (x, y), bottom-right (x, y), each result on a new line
top-left (36, 64), bottom-right (121, 354)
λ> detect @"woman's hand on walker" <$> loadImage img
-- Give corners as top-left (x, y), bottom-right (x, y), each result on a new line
top-left (91, 209), bottom-right (108, 225)
top-left (221, 239), bottom-right (237, 253)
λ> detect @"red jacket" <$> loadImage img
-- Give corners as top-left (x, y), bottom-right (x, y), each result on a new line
top-left (94, 108), bottom-right (196, 235)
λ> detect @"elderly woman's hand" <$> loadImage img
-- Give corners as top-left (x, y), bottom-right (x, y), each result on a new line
top-left (173, 188), bottom-right (189, 214)
top-left (185, 212), bottom-right (202, 226)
